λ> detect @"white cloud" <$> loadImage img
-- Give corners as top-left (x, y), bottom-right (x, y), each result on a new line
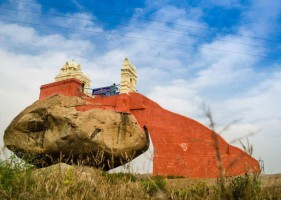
top-left (147, 79), bottom-right (203, 117)
top-left (49, 12), bottom-right (103, 33)
top-left (241, 0), bottom-right (281, 38)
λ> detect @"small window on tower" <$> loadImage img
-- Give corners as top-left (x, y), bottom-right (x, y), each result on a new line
top-left (82, 82), bottom-right (85, 93)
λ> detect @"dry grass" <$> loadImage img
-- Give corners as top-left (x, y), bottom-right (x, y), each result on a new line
top-left (0, 156), bottom-right (280, 200)
top-left (0, 159), bottom-right (147, 200)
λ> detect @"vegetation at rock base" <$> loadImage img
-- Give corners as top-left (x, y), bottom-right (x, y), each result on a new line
top-left (141, 175), bottom-right (167, 195)
top-left (0, 154), bottom-right (280, 200)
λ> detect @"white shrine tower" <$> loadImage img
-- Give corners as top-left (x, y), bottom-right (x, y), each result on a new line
top-left (120, 58), bottom-right (137, 94)
top-left (55, 59), bottom-right (91, 93)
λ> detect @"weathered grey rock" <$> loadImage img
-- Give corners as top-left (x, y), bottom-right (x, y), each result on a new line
top-left (4, 95), bottom-right (149, 170)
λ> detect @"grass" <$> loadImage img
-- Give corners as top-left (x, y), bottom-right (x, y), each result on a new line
top-left (141, 175), bottom-right (167, 195)
top-left (0, 155), bottom-right (280, 199)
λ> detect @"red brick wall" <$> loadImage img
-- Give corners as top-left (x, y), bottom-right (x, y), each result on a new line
top-left (128, 93), bottom-right (260, 178)
top-left (77, 93), bottom-right (260, 178)
top-left (39, 78), bottom-right (82, 99)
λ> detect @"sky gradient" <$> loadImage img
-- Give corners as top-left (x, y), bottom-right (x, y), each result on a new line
top-left (0, 0), bottom-right (280, 174)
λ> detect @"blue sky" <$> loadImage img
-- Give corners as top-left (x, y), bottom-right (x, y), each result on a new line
top-left (0, 0), bottom-right (281, 174)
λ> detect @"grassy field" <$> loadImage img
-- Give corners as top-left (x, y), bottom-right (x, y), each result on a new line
top-left (0, 157), bottom-right (280, 200)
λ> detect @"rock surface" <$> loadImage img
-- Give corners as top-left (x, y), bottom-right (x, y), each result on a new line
top-left (4, 95), bottom-right (149, 170)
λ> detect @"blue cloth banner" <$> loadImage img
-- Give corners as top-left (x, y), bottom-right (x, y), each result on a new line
top-left (92, 86), bottom-right (111, 95)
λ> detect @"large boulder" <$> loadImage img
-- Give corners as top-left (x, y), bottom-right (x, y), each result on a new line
top-left (4, 95), bottom-right (149, 170)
